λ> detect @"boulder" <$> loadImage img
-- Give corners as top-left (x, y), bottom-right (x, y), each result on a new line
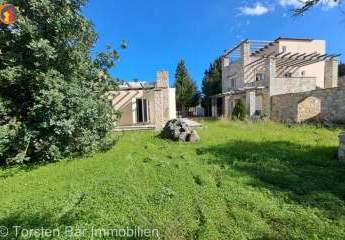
top-left (188, 130), bottom-right (200, 143)
top-left (179, 131), bottom-right (189, 142)
top-left (161, 119), bottom-right (200, 142)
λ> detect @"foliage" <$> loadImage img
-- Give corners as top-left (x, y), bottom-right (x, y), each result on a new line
top-left (1, 121), bottom-right (345, 239)
top-left (202, 57), bottom-right (222, 116)
top-left (232, 100), bottom-right (247, 120)
top-left (339, 62), bottom-right (345, 77)
top-left (294, 0), bottom-right (341, 15)
top-left (202, 57), bottom-right (222, 97)
top-left (174, 59), bottom-right (197, 113)
top-left (0, 0), bottom-right (121, 164)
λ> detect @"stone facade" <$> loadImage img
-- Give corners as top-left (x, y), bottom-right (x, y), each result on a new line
top-left (271, 87), bottom-right (345, 123)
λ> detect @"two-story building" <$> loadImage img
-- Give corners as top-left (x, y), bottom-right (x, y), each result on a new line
top-left (212, 37), bottom-right (340, 120)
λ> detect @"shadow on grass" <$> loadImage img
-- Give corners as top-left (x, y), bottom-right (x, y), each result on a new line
top-left (0, 212), bottom-right (79, 239)
top-left (197, 140), bottom-right (345, 218)
top-left (0, 163), bottom-right (47, 180)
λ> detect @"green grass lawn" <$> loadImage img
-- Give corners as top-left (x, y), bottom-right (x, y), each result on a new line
top-left (1, 121), bottom-right (345, 239)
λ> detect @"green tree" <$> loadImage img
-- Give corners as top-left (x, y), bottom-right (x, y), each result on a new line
top-left (232, 100), bottom-right (247, 121)
top-left (174, 59), bottom-right (197, 116)
top-left (201, 57), bottom-right (222, 116)
top-left (0, 0), bottom-right (122, 164)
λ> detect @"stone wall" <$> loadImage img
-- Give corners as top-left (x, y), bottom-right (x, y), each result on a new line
top-left (324, 59), bottom-right (339, 88)
top-left (152, 88), bottom-right (171, 128)
top-left (271, 87), bottom-right (345, 123)
top-left (261, 90), bottom-right (271, 116)
top-left (339, 133), bottom-right (345, 163)
top-left (339, 76), bottom-right (345, 87)
top-left (270, 77), bottom-right (317, 96)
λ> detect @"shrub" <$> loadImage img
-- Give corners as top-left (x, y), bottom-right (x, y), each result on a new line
top-left (0, 0), bottom-right (121, 165)
top-left (232, 100), bottom-right (247, 121)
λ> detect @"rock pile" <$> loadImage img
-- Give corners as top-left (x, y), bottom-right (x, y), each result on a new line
top-left (339, 133), bottom-right (345, 163)
top-left (161, 119), bottom-right (200, 143)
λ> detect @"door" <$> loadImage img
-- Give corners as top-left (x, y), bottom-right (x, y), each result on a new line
top-left (136, 99), bottom-right (149, 123)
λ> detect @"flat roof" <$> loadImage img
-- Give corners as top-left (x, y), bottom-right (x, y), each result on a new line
top-left (274, 37), bottom-right (314, 42)
top-left (118, 82), bottom-right (155, 90)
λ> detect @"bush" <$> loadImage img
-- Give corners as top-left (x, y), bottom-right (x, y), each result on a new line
top-left (0, 0), bottom-right (120, 165)
top-left (232, 100), bottom-right (247, 121)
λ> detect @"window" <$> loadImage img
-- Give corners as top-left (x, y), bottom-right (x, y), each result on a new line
top-left (301, 70), bottom-right (306, 76)
top-left (284, 72), bottom-right (292, 78)
top-left (282, 46), bottom-right (287, 53)
top-left (256, 73), bottom-right (265, 81)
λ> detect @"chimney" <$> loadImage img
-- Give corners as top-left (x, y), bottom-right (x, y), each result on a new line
top-left (324, 59), bottom-right (339, 88)
top-left (156, 71), bottom-right (169, 88)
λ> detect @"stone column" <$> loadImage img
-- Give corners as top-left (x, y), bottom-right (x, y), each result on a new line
top-left (211, 97), bottom-right (217, 118)
top-left (324, 59), bottom-right (338, 88)
top-left (223, 96), bottom-right (230, 118)
top-left (156, 71), bottom-right (169, 88)
top-left (222, 57), bottom-right (229, 93)
top-left (266, 57), bottom-right (276, 96)
top-left (246, 91), bottom-right (256, 118)
top-left (222, 57), bottom-right (230, 68)
top-left (240, 41), bottom-right (251, 87)
top-left (241, 41), bottom-right (251, 66)
top-left (339, 133), bottom-right (345, 163)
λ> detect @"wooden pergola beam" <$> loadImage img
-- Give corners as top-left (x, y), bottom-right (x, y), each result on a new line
top-left (245, 57), bottom-right (266, 68)
top-left (279, 53), bottom-right (320, 68)
top-left (276, 53), bottom-right (325, 75)
top-left (245, 52), bottom-right (276, 69)
top-left (288, 54), bottom-right (339, 68)
top-left (223, 39), bottom-right (249, 57)
top-left (280, 52), bottom-right (292, 59)
top-left (274, 51), bottom-right (285, 57)
top-left (277, 53), bottom-right (321, 68)
top-left (275, 53), bottom-right (302, 66)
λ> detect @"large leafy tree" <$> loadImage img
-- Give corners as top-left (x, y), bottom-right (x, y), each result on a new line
top-left (0, 0), bottom-right (121, 164)
top-left (174, 59), bottom-right (197, 115)
top-left (201, 57), bottom-right (222, 116)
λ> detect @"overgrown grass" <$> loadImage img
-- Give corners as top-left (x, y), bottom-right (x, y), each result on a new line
top-left (1, 121), bottom-right (345, 239)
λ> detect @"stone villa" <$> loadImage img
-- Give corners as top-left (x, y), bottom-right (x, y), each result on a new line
top-left (212, 37), bottom-right (345, 123)
top-left (108, 71), bottom-right (176, 129)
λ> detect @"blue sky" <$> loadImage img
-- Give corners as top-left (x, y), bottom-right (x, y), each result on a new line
top-left (83, 0), bottom-right (345, 88)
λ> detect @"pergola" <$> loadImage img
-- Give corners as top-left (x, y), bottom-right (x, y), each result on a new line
top-left (223, 39), bottom-right (340, 76)
top-left (245, 40), bottom-right (340, 75)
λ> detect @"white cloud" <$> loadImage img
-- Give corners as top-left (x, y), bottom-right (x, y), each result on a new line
top-left (279, 0), bottom-right (305, 8)
top-left (240, 3), bottom-right (269, 16)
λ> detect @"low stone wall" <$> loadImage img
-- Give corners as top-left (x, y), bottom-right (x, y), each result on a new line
top-left (339, 133), bottom-right (345, 163)
top-left (271, 87), bottom-right (345, 123)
